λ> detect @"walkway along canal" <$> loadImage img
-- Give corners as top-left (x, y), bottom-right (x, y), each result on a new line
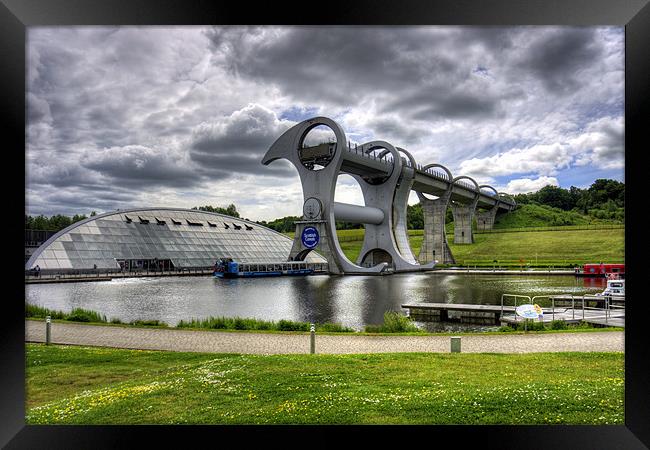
top-left (25, 320), bottom-right (624, 354)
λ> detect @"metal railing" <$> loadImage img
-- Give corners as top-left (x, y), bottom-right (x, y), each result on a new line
top-left (501, 292), bottom-right (625, 324)
top-left (25, 267), bottom-right (216, 281)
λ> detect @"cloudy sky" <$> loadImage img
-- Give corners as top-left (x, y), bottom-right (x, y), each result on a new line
top-left (26, 26), bottom-right (624, 221)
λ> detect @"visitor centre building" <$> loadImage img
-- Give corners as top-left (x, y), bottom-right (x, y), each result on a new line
top-left (25, 207), bottom-right (326, 273)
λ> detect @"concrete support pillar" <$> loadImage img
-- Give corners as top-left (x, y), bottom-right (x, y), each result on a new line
top-left (416, 163), bottom-right (455, 265)
top-left (418, 193), bottom-right (455, 264)
top-left (451, 203), bottom-right (476, 244)
top-left (476, 206), bottom-right (499, 232)
top-left (476, 186), bottom-right (501, 232)
top-left (450, 176), bottom-right (480, 244)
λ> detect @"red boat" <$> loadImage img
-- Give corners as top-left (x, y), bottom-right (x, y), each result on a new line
top-left (575, 263), bottom-right (625, 278)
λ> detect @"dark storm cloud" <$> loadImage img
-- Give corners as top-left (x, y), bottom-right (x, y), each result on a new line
top-left (189, 104), bottom-right (296, 178)
top-left (205, 27), bottom-right (459, 106)
top-left (204, 26), bottom-right (530, 127)
top-left (385, 90), bottom-right (500, 121)
top-left (80, 145), bottom-right (201, 188)
top-left (27, 183), bottom-right (139, 216)
top-left (27, 162), bottom-right (97, 189)
top-left (517, 28), bottom-right (604, 94)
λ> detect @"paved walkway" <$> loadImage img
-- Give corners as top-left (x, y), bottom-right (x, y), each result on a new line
top-left (26, 321), bottom-right (624, 355)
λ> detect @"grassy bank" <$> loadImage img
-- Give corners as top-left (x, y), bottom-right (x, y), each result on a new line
top-left (25, 344), bottom-right (624, 425)
top-left (317, 227), bottom-right (624, 267)
top-left (177, 316), bottom-right (354, 333)
top-left (26, 304), bottom-right (167, 327)
top-left (27, 305), bottom-right (621, 334)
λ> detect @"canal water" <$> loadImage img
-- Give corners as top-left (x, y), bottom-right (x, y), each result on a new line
top-left (25, 273), bottom-right (607, 332)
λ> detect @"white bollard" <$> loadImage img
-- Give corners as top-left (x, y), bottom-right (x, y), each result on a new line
top-left (46, 316), bottom-right (51, 345)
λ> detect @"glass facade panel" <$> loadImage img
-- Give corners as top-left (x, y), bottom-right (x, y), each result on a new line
top-left (27, 208), bottom-right (326, 271)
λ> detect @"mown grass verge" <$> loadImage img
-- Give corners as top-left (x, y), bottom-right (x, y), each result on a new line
top-left (25, 344), bottom-right (624, 425)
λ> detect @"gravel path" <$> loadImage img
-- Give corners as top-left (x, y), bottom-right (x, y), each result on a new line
top-left (26, 320), bottom-right (624, 354)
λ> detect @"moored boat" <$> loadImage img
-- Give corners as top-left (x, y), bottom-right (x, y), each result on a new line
top-left (596, 278), bottom-right (625, 299)
top-left (574, 263), bottom-right (625, 278)
top-left (213, 258), bottom-right (315, 278)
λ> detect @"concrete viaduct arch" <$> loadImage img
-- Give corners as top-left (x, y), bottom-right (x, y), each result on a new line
top-left (476, 185), bottom-right (501, 232)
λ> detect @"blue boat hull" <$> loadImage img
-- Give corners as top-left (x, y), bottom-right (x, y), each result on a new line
top-left (214, 269), bottom-right (314, 278)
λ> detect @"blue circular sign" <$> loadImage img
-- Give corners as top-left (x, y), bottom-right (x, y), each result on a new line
top-left (301, 226), bottom-right (320, 249)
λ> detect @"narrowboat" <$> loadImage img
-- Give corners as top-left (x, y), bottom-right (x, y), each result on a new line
top-left (213, 258), bottom-right (315, 278)
top-left (574, 263), bottom-right (625, 278)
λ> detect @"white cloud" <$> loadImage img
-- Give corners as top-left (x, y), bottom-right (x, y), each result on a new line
top-left (459, 143), bottom-right (572, 178)
top-left (504, 176), bottom-right (559, 194)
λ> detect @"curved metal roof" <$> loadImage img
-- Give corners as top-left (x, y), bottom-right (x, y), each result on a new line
top-left (26, 207), bottom-right (325, 270)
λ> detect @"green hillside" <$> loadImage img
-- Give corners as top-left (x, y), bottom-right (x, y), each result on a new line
top-left (289, 225), bottom-right (624, 268)
top-left (493, 204), bottom-right (592, 228)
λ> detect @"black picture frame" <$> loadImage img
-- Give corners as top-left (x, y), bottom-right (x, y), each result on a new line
top-left (3, 0), bottom-right (648, 448)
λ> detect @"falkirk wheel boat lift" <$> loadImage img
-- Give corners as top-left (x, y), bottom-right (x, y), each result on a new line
top-left (262, 117), bottom-right (516, 275)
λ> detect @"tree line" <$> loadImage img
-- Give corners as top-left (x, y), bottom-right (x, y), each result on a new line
top-left (512, 179), bottom-right (624, 221)
top-left (258, 178), bottom-right (624, 232)
top-left (25, 212), bottom-right (96, 231)
top-left (24, 179), bottom-right (623, 233)
top-left (24, 205), bottom-right (243, 233)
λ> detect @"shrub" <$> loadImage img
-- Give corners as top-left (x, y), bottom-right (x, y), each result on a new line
top-left (498, 325), bottom-right (516, 332)
top-left (66, 308), bottom-right (107, 323)
top-left (278, 319), bottom-right (309, 332)
top-left (550, 320), bottom-right (568, 330)
top-left (514, 320), bottom-right (545, 331)
top-left (130, 319), bottom-right (167, 327)
top-left (317, 323), bottom-right (355, 333)
top-left (365, 312), bottom-right (421, 333)
top-left (176, 316), bottom-right (347, 332)
top-left (25, 304), bottom-right (66, 320)
top-left (233, 318), bottom-right (247, 330)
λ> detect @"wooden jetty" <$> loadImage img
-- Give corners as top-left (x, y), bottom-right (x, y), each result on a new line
top-left (402, 303), bottom-right (516, 325)
top-left (402, 301), bottom-right (625, 328)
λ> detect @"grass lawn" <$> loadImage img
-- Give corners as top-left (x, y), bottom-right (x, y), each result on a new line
top-left (329, 228), bottom-right (624, 266)
top-left (26, 344), bottom-right (624, 425)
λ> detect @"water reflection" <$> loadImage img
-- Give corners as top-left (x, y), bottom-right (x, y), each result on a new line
top-left (25, 273), bottom-right (605, 331)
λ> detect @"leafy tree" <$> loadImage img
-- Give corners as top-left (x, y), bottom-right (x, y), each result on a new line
top-left (257, 215), bottom-right (302, 233)
top-left (407, 203), bottom-right (423, 229)
top-left (533, 185), bottom-right (575, 210)
top-left (192, 204), bottom-right (240, 218)
top-left (25, 213), bottom-right (89, 231)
